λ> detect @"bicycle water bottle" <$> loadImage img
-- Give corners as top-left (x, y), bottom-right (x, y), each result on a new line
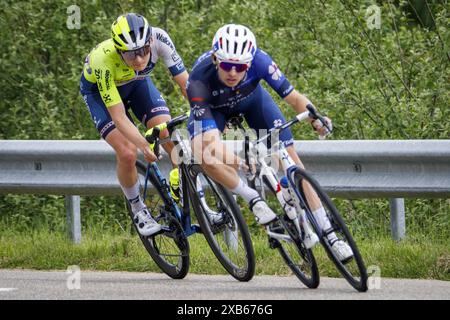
top-left (279, 177), bottom-right (297, 220)
top-left (280, 177), bottom-right (294, 206)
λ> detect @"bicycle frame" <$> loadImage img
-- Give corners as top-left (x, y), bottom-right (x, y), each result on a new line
top-left (245, 110), bottom-right (325, 241)
top-left (142, 130), bottom-right (201, 237)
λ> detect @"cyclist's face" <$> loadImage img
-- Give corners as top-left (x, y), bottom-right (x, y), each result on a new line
top-left (216, 58), bottom-right (248, 87)
top-left (121, 44), bottom-right (151, 71)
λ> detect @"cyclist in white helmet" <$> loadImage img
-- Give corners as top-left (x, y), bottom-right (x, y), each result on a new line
top-left (186, 24), bottom-right (353, 262)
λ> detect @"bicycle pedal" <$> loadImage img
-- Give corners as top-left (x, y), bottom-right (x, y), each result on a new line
top-left (268, 236), bottom-right (281, 249)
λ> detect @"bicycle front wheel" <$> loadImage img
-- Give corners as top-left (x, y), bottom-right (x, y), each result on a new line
top-left (261, 177), bottom-right (319, 288)
top-left (187, 164), bottom-right (255, 282)
top-left (270, 213), bottom-right (320, 289)
top-left (126, 161), bottom-right (190, 279)
top-left (294, 168), bottom-right (368, 292)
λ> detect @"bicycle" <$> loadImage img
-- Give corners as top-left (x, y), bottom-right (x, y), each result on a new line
top-left (125, 112), bottom-right (255, 281)
top-left (227, 105), bottom-right (368, 292)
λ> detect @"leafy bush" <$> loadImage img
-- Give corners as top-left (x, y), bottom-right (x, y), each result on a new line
top-left (0, 0), bottom-right (448, 236)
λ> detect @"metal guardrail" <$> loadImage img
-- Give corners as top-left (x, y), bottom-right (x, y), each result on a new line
top-left (1, 139), bottom-right (449, 243)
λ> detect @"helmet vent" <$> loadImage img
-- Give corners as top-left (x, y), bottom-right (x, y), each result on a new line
top-left (119, 34), bottom-right (127, 44)
top-left (241, 40), bottom-right (247, 55)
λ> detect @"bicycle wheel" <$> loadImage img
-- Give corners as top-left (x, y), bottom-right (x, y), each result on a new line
top-left (187, 164), bottom-right (255, 282)
top-left (126, 161), bottom-right (190, 279)
top-left (294, 167), bottom-right (368, 292)
top-left (261, 177), bottom-right (319, 288)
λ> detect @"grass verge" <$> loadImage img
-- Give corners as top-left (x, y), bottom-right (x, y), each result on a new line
top-left (0, 228), bottom-right (448, 281)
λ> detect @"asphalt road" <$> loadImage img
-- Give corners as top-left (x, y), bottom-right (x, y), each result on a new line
top-left (0, 269), bottom-right (448, 300)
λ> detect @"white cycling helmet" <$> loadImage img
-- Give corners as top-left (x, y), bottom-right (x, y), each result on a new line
top-left (212, 24), bottom-right (257, 64)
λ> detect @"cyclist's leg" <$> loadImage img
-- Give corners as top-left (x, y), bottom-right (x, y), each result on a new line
top-left (127, 77), bottom-right (176, 166)
top-left (81, 83), bottom-right (160, 236)
top-left (244, 88), bottom-right (344, 246)
top-left (188, 108), bottom-right (276, 224)
top-left (81, 90), bottom-right (139, 192)
top-left (242, 87), bottom-right (319, 203)
top-left (188, 108), bottom-right (238, 188)
top-left (243, 87), bottom-right (330, 223)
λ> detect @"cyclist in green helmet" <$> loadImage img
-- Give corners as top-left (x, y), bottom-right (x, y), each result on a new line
top-left (80, 13), bottom-right (187, 236)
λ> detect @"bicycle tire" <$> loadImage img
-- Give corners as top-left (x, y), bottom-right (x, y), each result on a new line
top-left (261, 176), bottom-right (319, 288)
top-left (187, 164), bottom-right (255, 282)
top-left (294, 167), bottom-right (368, 292)
top-left (126, 161), bottom-right (190, 279)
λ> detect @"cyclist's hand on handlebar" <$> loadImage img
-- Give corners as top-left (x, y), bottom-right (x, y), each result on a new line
top-left (312, 116), bottom-right (332, 139)
top-left (142, 145), bottom-right (158, 163)
top-left (238, 159), bottom-right (256, 180)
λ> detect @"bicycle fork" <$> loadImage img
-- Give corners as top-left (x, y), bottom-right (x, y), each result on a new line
top-left (258, 148), bottom-right (318, 249)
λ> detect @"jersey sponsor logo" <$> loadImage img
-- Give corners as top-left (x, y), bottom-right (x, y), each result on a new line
top-left (171, 52), bottom-right (181, 63)
top-left (282, 85), bottom-right (294, 96)
top-left (212, 89), bottom-right (225, 97)
top-left (192, 105), bottom-right (205, 117)
top-left (102, 94), bottom-right (112, 104)
top-left (151, 106), bottom-right (169, 113)
top-left (105, 70), bottom-right (111, 90)
top-left (273, 119), bottom-right (283, 128)
top-left (268, 62), bottom-right (282, 81)
top-left (94, 69), bottom-right (102, 81)
top-left (175, 60), bottom-right (185, 70)
top-left (157, 95), bottom-right (166, 103)
top-left (156, 32), bottom-right (175, 50)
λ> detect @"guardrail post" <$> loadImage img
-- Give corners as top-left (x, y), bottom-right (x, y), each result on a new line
top-left (389, 198), bottom-right (406, 241)
top-left (66, 195), bottom-right (81, 244)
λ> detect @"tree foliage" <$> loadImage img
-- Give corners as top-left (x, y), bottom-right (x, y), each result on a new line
top-left (0, 0), bottom-right (448, 140)
top-left (0, 1), bottom-right (448, 235)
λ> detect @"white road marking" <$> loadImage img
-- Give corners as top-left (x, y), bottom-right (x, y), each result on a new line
top-left (0, 288), bottom-right (17, 292)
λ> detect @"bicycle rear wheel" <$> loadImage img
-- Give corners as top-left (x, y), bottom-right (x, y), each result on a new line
top-left (294, 168), bottom-right (368, 292)
top-left (187, 164), bottom-right (255, 282)
top-left (126, 161), bottom-right (190, 279)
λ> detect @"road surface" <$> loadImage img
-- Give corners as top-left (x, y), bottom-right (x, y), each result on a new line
top-left (0, 269), bottom-right (448, 300)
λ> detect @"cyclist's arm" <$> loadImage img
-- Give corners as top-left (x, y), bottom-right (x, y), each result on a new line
top-left (283, 89), bottom-right (313, 115)
top-left (173, 70), bottom-right (189, 99)
top-left (108, 103), bottom-right (156, 162)
top-left (284, 90), bottom-right (331, 134)
top-left (155, 28), bottom-right (188, 98)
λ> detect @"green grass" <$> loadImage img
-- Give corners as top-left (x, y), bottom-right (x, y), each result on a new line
top-left (0, 227), bottom-right (448, 281)
top-left (0, 195), bottom-right (448, 280)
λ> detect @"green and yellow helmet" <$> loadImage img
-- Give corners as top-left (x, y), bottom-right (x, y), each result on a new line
top-left (111, 13), bottom-right (152, 51)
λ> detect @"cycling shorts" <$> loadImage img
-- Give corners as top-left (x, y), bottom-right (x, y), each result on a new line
top-left (80, 74), bottom-right (170, 139)
top-left (187, 85), bottom-right (294, 147)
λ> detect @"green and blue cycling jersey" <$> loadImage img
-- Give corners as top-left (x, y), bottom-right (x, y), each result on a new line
top-left (80, 27), bottom-right (185, 138)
